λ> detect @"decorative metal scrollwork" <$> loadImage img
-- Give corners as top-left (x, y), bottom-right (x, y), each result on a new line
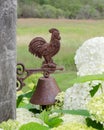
top-left (16, 63), bottom-right (64, 91)
top-left (16, 63), bottom-right (38, 91)
top-left (17, 63), bottom-right (27, 91)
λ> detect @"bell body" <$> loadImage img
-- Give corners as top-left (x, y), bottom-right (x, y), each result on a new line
top-left (30, 76), bottom-right (61, 105)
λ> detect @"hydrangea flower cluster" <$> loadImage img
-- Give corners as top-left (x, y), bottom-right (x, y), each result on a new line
top-left (74, 37), bottom-right (104, 76)
top-left (63, 82), bottom-right (92, 109)
top-left (61, 114), bottom-right (85, 124)
top-left (64, 80), bottom-right (104, 109)
top-left (55, 91), bottom-right (65, 102)
top-left (0, 120), bottom-right (19, 130)
top-left (48, 92), bottom-right (65, 111)
top-left (54, 91), bottom-right (65, 109)
top-left (52, 122), bottom-right (96, 130)
top-left (16, 108), bottom-right (44, 125)
top-left (87, 93), bottom-right (104, 125)
top-left (64, 37), bottom-right (104, 110)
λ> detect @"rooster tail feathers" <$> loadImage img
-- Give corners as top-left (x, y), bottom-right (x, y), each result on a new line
top-left (29, 37), bottom-right (46, 58)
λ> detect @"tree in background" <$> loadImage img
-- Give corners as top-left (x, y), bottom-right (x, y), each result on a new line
top-left (17, 0), bottom-right (104, 19)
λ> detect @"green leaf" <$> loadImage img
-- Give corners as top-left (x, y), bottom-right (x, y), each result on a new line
top-left (19, 103), bottom-right (35, 109)
top-left (47, 117), bottom-right (63, 128)
top-left (39, 110), bottom-right (49, 124)
top-left (29, 108), bottom-right (41, 114)
top-left (19, 122), bottom-right (49, 130)
top-left (86, 117), bottom-right (103, 129)
top-left (16, 91), bottom-right (33, 107)
top-left (69, 74), bottom-right (104, 85)
top-left (17, 102), bottom-right (40, 113)
top-left (90, 84), bottom-right (101, 97)
top-left (54, 109), bottom-right (90, 117)
top-left (16, 95), bottom-right (24, 108)
top-left (22, 91), bottom-right (33, 98)
top-left (38, 110), bottom-right (63, 128)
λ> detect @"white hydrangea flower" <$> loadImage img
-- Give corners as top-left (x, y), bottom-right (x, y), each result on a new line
top-left (64, 80), bottom-right (104, 110)
top-left (61, 114), bottom-right (85, 124)
top-left (49, 112), bottom-right (59, 118)
top-left (0, 120), bottom-right (19, 130)
top-left (87, 93), bottom-right (104, 125)
top-left (55, 91), bottom-right (65, 102)
top-left (54, 91), bottom-right (65, 109)
top-left (16, 108), bottom-right (44, 125)
top-left (63, 82), bottom-right (92, 109)
top-left (75, 37), bottom-right (104, 76)
top-left (52, 122), bottom-right (96, 130)
top-left (64, 37), bottom-right (104, 110)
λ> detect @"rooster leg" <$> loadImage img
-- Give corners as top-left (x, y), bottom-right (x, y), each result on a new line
top-left (44, 56), bottom-right (49, 64)
top-left (41, 56), bottom-right (49, 68)
top-left (47, 58), bottom-right (56, 68)
top-left (42, 56), bottom-right (55, 68)
top-left (50, 58), bottom-right (57, 65)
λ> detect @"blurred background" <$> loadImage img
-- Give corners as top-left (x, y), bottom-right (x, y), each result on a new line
top-left (18, 0), bottom-right (104, 19)
top-left (17, 0), bottom-right (104, 90)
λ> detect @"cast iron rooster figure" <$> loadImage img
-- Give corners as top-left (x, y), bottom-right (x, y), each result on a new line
top-left (29, 28), bottom-right (61, 69)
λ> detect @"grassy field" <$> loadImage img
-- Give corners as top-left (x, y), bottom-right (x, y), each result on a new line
top-left (17, 18), bottom-right (104, 90)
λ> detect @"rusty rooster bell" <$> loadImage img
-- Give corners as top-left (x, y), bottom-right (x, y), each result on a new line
top-left (28, 28), bottom-right (62, 105)
top-left (29, 28), bottom-right (61, 70)
top-left (17, 28), bottom-right (63, 105)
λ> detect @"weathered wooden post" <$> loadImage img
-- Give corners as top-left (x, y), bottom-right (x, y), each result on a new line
top-left (0, 0), bottom-right (17, 122)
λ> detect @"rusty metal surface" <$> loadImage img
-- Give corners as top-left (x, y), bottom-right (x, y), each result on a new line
top-left (30, 77), bottom-right (61, 105)
top-left (29, 28), bottom-right (61, 69)
top-left (17, 28), bottom-right (63, 105)
top-left (17, 63), bottom-right (63, 91)
top-left (17, 63), bottom-right (42, 91)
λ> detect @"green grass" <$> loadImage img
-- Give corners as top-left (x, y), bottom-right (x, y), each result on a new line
top-left (17, 18), bottom-right (104, 90)
top-left (52, 71), bottom-right (77, 91)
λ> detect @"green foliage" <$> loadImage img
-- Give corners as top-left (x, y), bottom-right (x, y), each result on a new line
top-left (19, 122), bottom-right (49, 130)
top-left (16, 73), bottom-right (44, 111)
top-left (53, 72), bottom-right (77, 91)
top-left (17, 18), bottom-right (104, 90)
top-left (23, 74), bottom-right (42, 92)
top-left (16, 74), bottom-right (41, 109)
top-left (17, 91), bottom-right (35, 109)
top-left (86, 117), bottom-right (103, 130)
top-left (53, 109), bottom-right (104, 129)
top-left (47, 117), bottom-right (63, 128)
top-left (54, 109), bottom-right (90, 117)
top-left (17, 0), bottom-right (104, 19)
top-left (17, 18), bottom-right (104, 74)
top-left (16, 87), bottom-right (35, 108)
top-left (18, 0), bottom-right (65, 18)
top-left (18, 1), bottom-right (42, 18)
top-left (69, 74), bottom-right (104, 86)
top-left (90, 83), bottom-right (101, 97)
top-left (17, 73), bottom-right (42, 108)
top-left (38, 110), bottom-right (63, 128)
top-left (40, 4), bottom-right (64, 18)
top-left (76, 5), bottom-right (100, 19)
top-left (38, 110), bottom-right (49, 123)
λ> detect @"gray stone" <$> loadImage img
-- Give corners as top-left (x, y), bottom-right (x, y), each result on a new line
top-left (0, 0), bottom-right (17, 122)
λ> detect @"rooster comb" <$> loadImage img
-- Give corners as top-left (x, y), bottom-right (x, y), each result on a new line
top-left (49, 28), bottom-right (59, 33)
